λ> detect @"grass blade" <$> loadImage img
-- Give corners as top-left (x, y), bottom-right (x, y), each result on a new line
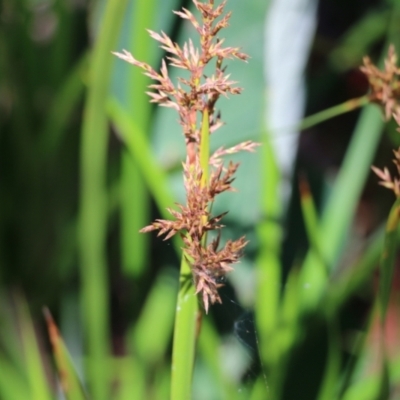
top-left (78, 0), bottom-right (128, 398)
top-left (38, 52), bottom-right (89, 156)
top-left (120, 0), bottom-right (157, 277)
top-left (300, 104), bottom-right (383, 311)
top-left (107, 97), bottom-right (184, 264)
top-left (0, 361), bottom-right (29, 400)
top-left (327, 226), bottom-right (383, 313)
top-left (112, 357), bottom-right (146, 400)
top-left (255, 128), bottom-right (282, 369)
top-left (107, 98), bottom-right (175, 216)
top-left (15, 297), bottom-right (52, 400)
top-left (319, 104), bottom-right (383, 269)
top-left (379, 196), bottom-right (400, 321)
top-left (44, 308), bottom-right (87, 400)
top-left (299, 175), bottom-right (328, 274)
top-left (317, 318), bottom-right (341, 400)
top-left (132, 269), bottom-right (178, 365)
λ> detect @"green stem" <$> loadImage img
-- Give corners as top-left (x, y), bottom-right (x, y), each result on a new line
top-left (299, 95), bottom-right (369, 131)
top-left (170, 109), bottom-right (210, 399)
top-left (78, 1), bottom-right (127, 399)
top-left (170, 256), bottom-right (199, 400)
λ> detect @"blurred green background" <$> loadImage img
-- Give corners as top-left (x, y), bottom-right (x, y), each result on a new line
top-left (2, 0), bottom-right (400, 399)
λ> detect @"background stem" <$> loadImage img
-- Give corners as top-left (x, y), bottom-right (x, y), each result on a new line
top-left (78, 0), bottom-right (128, 398)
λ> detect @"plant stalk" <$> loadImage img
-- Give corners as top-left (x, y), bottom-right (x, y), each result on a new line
top-left (170, 108), bottom-right (210, 399)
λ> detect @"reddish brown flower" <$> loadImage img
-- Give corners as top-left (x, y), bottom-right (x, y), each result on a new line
top-left (361, 45), bottom-right (400, 120)
top-left (372, 110), bottom-right (400, 197)
top-left (114, 0), bottom-right (257, 312)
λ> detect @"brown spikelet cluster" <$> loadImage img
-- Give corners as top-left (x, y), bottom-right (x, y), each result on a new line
top-left (114, 0), bottom-right (258, 312)
top-left (363, 45), bottom-right (400, 196)
top-left (371, 111), bottom-right (400, 197)
top-left (361, 45), bottom-right (400, 120)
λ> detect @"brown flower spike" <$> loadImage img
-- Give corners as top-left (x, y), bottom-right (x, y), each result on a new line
top-left (371, 111), bottom-right (400, 197)
top-left (114, 0), bottom-right (258, 312)
top-left (361, 45), bottom-right (400, 120)
top-left (363, 45), bottom-right (400, 196)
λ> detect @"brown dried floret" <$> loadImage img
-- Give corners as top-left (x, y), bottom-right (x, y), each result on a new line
top-left (361, 45), bottom-right (400, 120)
top-left (115, 0), bottom-right (255, 312)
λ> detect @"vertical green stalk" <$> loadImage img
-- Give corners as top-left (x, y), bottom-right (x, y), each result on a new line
top-left (78, 0), bottom-right (128, 399)
top-left (121, 0), bottom-right (156, 277)
top-left (170, 256), bottom-right (199, 400)
top-left (255, 125), bottom-right (283, 383)
top-left (170, 109), bottom-right (210, 399)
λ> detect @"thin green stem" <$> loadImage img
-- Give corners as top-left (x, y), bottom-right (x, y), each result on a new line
top-left (162, 96), bottom-right (371, 176)
top-left (299, 95), bottom-right (369, 131)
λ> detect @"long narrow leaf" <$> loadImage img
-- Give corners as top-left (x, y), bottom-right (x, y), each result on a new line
top-left (113, 357), bottom-right (146, 400)
top-left (317, 318), bottom-right (341, 400)
top-left (255, 128), bottom-right (282, 369)
top-left (299, 175), bottom-right (328, 274)
top-left (15, 298), bottom-right (52, 400)
top-left (38, 52), bottom-right (89, 156)
top-left (107, 98), bottom-right (175, 215)
top-left (78, 1), bottom-right (128, 398)
top-left (379, 196), bottom-right (400, 322)
top-left (132, 269), bottom-right (178, 365)
top-left (44, 308), bottom-right (87, 400)
top-left (0, 361), bottom-right (29, 400)
top-left (120, 0), bottom-right (157, 277)
top-left (327, 225), bottom-right (384, 314)
top-left (300, 104), bottom-right (383, 311)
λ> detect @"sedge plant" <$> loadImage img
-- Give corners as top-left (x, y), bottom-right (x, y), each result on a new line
top-left (6, 1), bottom-right (400, 399)
top-left (114, 0), bottom-right (258, 398)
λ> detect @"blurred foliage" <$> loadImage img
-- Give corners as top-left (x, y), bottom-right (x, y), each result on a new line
top-left (2, 0), bottom-right (400, 399)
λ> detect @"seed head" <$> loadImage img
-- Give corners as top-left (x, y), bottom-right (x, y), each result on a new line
top-left (114, 0), bottom-right (257, 313)
top-left (361, 45), bottom-right (400, 120)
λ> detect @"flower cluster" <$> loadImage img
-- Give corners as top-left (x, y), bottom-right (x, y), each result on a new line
top-left (371, 111), bottom-right (400, 197)
top-left (114, 0), bottom-right (257, 312)
top-left (363, 45), bottom-right (400, 197)
top-left (361, 45), bottom-right (400, 120)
